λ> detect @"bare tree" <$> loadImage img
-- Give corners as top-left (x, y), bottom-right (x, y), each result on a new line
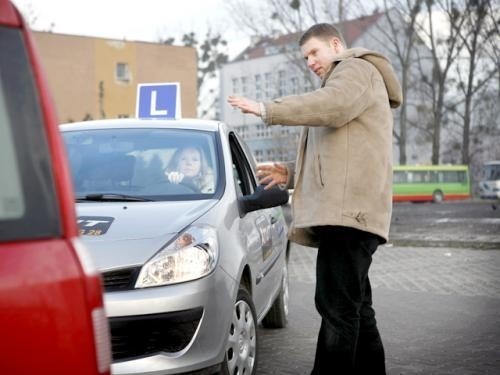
top-left (161, 30), bottom-right (229, 119)
top-left (447, 0), bottom-right (498, 165)
top-left (361, 1), bottom-right (425, 165)
top-left (414, 0), bottom-right (466, 164)
top-left (466, 87), bottom-right (500, 194)
top-left (225, 0), bottom-right (348, 37)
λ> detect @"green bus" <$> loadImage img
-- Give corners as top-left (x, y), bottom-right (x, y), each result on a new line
top-left (392, 165), bottom-right (471, 203)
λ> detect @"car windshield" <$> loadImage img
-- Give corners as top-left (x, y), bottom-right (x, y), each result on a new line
top-left (62, 128), bottom-right (219, 201)
top-left (484, 164), bottom-right (500, 181)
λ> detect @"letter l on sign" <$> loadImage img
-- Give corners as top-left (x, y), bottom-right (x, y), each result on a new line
top-left (150, 90), bottom-right (168, 116)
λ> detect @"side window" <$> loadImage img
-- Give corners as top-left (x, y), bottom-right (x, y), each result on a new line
top-left (115, 62), bottom-right (130, 83)
top-left (0, 26), bottom-right (60, 242)
top-left (393, 171), bottom-right (407, 183)
top-left (430, 171), bottom-right (439, 183)
top-left (229, 133), bottom-right (256, 197)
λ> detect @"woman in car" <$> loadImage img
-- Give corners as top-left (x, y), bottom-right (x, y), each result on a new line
top-left (165, 146), bottom-right (215, 193)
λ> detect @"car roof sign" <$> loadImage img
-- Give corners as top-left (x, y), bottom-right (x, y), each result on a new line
top-left (136, 82), bottom-right (181, 120)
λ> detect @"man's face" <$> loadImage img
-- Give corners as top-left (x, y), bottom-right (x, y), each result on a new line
top-left (301, 36), bottom-right (344, 79)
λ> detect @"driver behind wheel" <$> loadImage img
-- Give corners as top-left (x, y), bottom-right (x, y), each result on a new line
top-left (165, 146), bottom-right (215, 193)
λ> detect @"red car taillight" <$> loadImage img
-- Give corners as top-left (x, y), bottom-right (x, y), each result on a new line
top-left (73, 238), bottom-right (112, 374)
top-left (92, 307), bottom-right (112, 373)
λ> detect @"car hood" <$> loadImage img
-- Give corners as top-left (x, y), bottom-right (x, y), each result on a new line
top-left (76, 199), bottom-right (218, 271)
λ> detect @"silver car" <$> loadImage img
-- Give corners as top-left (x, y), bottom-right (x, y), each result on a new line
top-left (60, 119), bottom-right (290, 375)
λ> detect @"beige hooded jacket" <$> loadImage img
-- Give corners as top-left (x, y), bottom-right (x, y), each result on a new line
top-left (262, 48), bottom-right (402, 247)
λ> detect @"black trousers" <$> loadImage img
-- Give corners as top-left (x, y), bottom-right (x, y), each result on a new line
top-left (311, 226), bottom-right (386, 375)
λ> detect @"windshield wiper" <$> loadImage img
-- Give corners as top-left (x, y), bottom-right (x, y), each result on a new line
top-left (76, 193), bottom-right (153, 202)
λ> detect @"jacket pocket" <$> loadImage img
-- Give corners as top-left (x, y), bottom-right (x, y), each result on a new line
top-left (316, 154), bottom-right (325, 188)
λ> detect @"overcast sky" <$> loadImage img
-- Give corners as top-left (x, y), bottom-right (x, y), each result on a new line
top-left (12, 0), bottom-right (249, 57)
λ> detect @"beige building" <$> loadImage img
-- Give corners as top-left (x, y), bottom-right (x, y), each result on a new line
top-left (33, 32), bottom-right (198, 122)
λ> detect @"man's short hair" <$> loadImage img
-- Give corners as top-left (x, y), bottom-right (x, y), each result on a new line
top-left (299, 23), bottom-right (346, 47)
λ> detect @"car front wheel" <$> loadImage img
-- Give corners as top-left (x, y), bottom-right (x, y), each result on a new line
top-left (222, 287), bottom-right (258, 375)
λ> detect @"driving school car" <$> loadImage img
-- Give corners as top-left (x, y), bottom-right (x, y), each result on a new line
top-left (61, 118), bottom-right (290, 375)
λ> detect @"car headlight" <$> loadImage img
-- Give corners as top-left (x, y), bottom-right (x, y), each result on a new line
top-left (135, 225), bottom-right (218, 288)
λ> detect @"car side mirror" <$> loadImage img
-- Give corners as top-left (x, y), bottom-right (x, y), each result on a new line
top-left (238, 185), bottom-right (289, 216)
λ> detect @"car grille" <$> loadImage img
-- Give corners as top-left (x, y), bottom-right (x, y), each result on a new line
top-left (101, 267), bottom-right (140, 292)
top-left (109, 308), bottom-right (203, 362)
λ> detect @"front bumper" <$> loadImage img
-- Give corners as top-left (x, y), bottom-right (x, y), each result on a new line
top-left (104, 267), bottom-right (235, 375)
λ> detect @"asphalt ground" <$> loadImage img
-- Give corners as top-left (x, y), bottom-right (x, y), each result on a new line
top-left (257, 200), bottom-right (500, 374)
top-left (389, 200), bottom-right (500, 249)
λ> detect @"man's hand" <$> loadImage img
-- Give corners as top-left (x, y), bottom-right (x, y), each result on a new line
top-left (256, 163), bottom-right (288, 189)
top-left (227, 96), bottom-right (260, 116)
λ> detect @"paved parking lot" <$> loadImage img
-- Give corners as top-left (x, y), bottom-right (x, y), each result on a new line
top-left (289, 244), bottom-right (500, 298)
top-left (389, 200), bottom-right (500, 249)
top-left (257, 201), bottom-right (500, 374)
top-left (258, 244), bottom-right (500, 374)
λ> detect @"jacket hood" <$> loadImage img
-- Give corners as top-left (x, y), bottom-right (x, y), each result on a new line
top-left (331, 48), bottom-right (402, 108)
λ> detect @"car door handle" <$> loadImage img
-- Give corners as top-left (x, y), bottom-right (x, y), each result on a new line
top-left (270, 216), bottom-right (277, 224)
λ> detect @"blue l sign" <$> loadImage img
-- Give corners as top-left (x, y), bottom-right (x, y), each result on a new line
top-left (136, 83), bottom-right (181, 119)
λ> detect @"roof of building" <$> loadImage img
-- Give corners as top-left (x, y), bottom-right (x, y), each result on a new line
top-left (232, 12), bottom-right (384, 62)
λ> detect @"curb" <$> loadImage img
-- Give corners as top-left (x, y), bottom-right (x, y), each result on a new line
top-left (387, 238), bottom-right (500, 250)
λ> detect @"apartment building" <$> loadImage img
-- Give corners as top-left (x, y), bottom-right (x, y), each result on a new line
top-left (33, 32), bottom-right (198, 122)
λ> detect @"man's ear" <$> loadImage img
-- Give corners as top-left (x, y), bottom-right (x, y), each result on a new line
top-left (330, 37), bottom-right (343, 53)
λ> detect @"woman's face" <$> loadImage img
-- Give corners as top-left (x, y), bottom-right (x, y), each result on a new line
top-left (178, 148), bottom-right (201, 177)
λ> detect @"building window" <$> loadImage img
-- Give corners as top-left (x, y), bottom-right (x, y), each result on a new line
top-left (254, 149), bottom-right (264, 162)
top-left (278, 70), bottom-right (286, 96)
top-left (118, 114), bottom-right (129, 118)
top-left (264, 72), bottom-right (272, 99)
top-left (256, 124), bottom-right (264, 138)
top-left (303, 74), bottom-right (314, 92)
top-left (116, 62), bottom-right (130, 82)
top-left (235, 125), bottom-right (248, 139)
top-left (241, 76), bottom-right (248, 96)
top-left (255, 74), bottom-right (262, 101)
top-left (290, 76), bottom-right (299, 95)
top-left (266, 149), bottom-right (274, 160)
top-left (232, 78), bottom-right (240, 94)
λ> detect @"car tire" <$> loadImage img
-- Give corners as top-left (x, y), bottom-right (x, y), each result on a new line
top-left (261, 261), bottom-right (289, 329)
top-left (433, 190), bottom-right (444, 203)
top-left (222, 286), bottom-right (258, 375)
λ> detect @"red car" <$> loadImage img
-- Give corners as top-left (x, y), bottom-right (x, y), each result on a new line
top-left (0, 1), bottom-right (111, 374)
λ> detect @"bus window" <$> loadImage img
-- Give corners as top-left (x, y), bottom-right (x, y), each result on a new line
top-left (430, 171), bottom-right (439, 183)
top-left (442, 171), bottom-right (461, 183)
top-left (412, 171), bottom-right (430, 183)
top-left (393, 171), bottom-right (407, 183)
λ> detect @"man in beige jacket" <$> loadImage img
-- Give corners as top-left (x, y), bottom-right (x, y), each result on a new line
top-left (228, 23), bottom-right (402, 374)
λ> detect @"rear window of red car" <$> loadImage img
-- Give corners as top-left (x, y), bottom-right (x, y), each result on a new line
top-left (0, 25), bottom-right (61, 242)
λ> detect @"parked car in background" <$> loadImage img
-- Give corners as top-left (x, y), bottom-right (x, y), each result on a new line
top-left (60, 118), bottom-right (290, 375)
top-left (479, 161), bottom-right (500, 200)
top-left (0, 1), bottom-right (111, 374)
